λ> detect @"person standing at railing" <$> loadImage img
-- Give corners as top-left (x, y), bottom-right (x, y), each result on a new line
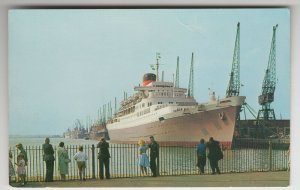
top-left (42, 138), bottom-right (55, 182)
top-left (16, 143), bottom-right (28, 184)
top-left (148, 136), bottom-right (159, 177)
top-left (138, 139), bottom-right (150, 176)
top-left (9, 149), bottom-right (15, 184)
top-left (57, 142), bottom-right (70, 181)
top-left (15, 153), bottom-right (26, 186)
top-left (74, 146), bottom-right (88, 181)
top-left (97, 137), bottom-right (111, 179)
top-left (206, 137), bottom-right (223, 175)
top-left (196, 139), bottom-right (207, 174)
top-left (286, 145), bottom-right (290, 171)
top-left (16, 143), bottom-right (28, 166)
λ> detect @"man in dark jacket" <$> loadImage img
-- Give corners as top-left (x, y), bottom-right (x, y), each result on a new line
top-left (97, 137), bottom-right (110, 179)
top-left (42, 138), bottom-right (55, 182)
top-left (206, 137), bottom-right (223, 175)
top-left (148, 136), bottom-right (159, 177)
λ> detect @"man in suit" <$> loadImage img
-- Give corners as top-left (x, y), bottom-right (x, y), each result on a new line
top-left (148, 136), bottom-right (159, 177)
top-left (97, 137), bottom-right (110, 179)
top-left (206, 137), bottom-right (223, 175)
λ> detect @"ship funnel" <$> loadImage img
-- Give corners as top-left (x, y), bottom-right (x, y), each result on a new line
top-left (210, 91), bottom-right (216, 102)
top-left (143, 73), bottom-right (156, 86)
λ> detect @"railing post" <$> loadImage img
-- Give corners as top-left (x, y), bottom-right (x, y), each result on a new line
top-left (91, 144), bottom-right (96, 179)
top-left (269, 140), bottom-right (272, 171)
top-left (157, 148), bottom-right (160, 176)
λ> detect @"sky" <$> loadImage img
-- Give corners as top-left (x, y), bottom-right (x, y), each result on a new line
top-left (8, 9), bottom-right (290, 136)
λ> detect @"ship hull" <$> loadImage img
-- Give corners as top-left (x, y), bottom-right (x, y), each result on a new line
top-left (108, 105), bottom-right (241, 147)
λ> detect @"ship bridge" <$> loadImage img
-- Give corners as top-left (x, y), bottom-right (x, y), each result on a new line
top-left (134, 81), bottom-right (188, 98)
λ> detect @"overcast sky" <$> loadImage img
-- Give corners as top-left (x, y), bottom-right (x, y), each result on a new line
top-left (8, 9), bottom-right (290, 136)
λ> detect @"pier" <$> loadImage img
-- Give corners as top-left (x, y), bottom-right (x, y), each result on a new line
top-left (10, 171), bottom-right (289, 187)
top-left (9, 139), bottom-right (289, 186)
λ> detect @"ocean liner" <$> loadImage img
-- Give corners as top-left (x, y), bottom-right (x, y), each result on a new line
top-left (106, 56), bottom-right (245, 146)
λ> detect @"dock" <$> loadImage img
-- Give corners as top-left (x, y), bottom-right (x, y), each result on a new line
top-left (10, 171), bottom-right (289, 188)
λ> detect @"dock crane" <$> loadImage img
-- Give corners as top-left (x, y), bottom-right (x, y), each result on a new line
top-left (257, 24), bottom-right (278, 121)
top-left (254, 24), bottom-right (278, 139)
top-left (226, 22), bottom-right (240, 97)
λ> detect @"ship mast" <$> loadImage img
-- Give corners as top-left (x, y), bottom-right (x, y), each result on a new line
top-left (175, 56), bottom-right (180, 88)
top-left (156, 52), bottom-right (161, 81)
top-left (188, 52), bottom-right (194, 97)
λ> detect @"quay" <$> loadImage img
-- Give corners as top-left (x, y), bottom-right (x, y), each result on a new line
top-left (10, 171), bottom-right (289, 188)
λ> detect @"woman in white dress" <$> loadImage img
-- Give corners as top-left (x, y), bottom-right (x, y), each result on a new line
top-left (138, 139), bottom-right (149, 176)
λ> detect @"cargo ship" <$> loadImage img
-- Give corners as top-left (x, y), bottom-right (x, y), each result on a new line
top-left (106, 66), bottom-right (245, 146)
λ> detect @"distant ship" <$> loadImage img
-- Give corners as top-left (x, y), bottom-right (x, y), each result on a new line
top-left (106, 58), bottom-right (245, 147)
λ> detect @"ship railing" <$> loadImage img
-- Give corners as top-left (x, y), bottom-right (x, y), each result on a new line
top-left (9, 139), bottom-right (289, 182)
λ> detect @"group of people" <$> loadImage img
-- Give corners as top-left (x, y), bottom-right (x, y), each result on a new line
top-left (196, 137), bottom-right (224, 175)
top-left (8, 139), bottom-right (74, 185)
top-left (137, 136), bottom-right (159, 177)
top-left (9, 137), bottom-right (108, 185)
top-left (9, 143), bottom-right (28, 186)
top-left (9, 135), bottom-right (160, 185)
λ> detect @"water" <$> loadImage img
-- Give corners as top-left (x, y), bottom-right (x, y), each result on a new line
top-left (9, 137), bottom-right (100, 148)
top-left (8, 137), bottom-right (289, 181)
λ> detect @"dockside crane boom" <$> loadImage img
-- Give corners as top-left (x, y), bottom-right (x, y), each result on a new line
top-left (226, 22), bottom-right (240, 97)
top-left (257, 24), bottom-right (278, 121)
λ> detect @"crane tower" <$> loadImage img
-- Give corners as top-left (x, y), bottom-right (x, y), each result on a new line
top-left (257, 24), bottom-right (278, 121)
top-left (226, 22), bottom-right (241, 97)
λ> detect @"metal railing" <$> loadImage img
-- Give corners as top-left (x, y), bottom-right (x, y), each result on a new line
top-left (9, 139), bottom-right (290, 182)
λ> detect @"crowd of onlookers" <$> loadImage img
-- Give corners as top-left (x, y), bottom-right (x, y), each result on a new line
top-left (9, 135), bottom-right (225, 186)
top-left (8, 135), bottom-right (161, 186)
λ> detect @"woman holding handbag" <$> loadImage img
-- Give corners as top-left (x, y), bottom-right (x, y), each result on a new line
top-left (57, 142), bottom-right (70, 181)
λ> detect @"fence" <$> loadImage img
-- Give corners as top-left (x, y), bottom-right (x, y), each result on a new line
top-left (9, 139), bottom-right (290, 182)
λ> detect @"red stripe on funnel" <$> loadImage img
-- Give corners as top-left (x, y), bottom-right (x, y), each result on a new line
top-left (143, 80), bottom-right (154, 86)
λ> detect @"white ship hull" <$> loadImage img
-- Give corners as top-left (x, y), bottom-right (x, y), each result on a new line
top-left (107, 96), bottom-right (245, 147)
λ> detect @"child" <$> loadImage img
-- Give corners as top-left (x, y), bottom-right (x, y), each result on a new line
top-left (15, 154), bottom-right (26, 186)
top-left (74, 146), bottom-right (88, 181)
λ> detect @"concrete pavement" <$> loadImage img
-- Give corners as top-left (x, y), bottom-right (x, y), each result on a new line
top-left (10, 171), bottom-right (289, 188)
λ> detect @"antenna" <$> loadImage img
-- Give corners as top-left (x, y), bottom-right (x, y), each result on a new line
top-left (156, 52), bottom-right (161, 81)
top-left (175, 56), bottom-right (180, 88)
top-left (114, 97), bottom-right (117, 115)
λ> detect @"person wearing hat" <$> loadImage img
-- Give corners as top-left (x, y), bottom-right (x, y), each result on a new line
top-left (97, 137), bottom-right (110, 179)
top-left (42, 138), bottom-right (55, 182)
top-left (148, 136), bottom-right (159, 177)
